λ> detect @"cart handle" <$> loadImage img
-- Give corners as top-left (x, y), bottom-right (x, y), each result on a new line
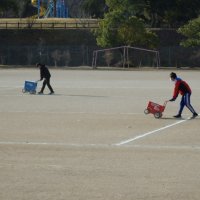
top-left (163, 101), bottom-right (168, 107)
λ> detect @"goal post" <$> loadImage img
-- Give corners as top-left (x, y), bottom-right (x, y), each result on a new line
top-left (92, 46), bottom-right (160, 69)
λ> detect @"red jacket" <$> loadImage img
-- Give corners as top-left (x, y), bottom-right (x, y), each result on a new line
top-left (171, 78), bottom-right (191, 100)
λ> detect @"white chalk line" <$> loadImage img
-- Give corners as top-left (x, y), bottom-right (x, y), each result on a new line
top-left (0, 110), bottom-right (142, 116)
top-left (0, 141), bottom-right (200, 151)
top-left (115, 118), bottom-right (190, 146)
top-left (0, 141), bottom-right (109, 147)
top-left (0, 115), bottom-right (198, 150)
top-left (0, 114), bottom-right (196, 148)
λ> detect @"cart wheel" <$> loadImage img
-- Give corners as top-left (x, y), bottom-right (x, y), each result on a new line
top-left (154, 112), bottom-right (162, 119)
top-left (144, 109), bottom-right (150, 114)
top-left (22, 89), bottom-right (26, 93)
top-left (30, 90), bottom-right (36, 95)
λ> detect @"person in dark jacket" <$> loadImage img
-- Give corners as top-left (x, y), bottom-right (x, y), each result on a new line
top-left (36, 63), bottom-right (54, 95)
top-left (169, 72), bottom-right (198, 118)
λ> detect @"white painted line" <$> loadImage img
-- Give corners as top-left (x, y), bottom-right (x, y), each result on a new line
top-left (122, 144), bottom-right (200, 151)
top-left (0, 141), bottom-right (200, 151)
top-left (124, 144), bottom-right (200, 150)
top-left (0, 141), bottom-right (111, 148)
top-left (115, 118), bottom-right (190, 146)
top-left (0, 110), bottom-right (142, 116)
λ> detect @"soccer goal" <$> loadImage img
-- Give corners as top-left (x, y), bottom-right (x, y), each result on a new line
top-left (92, 46), bottom-right (160, 69)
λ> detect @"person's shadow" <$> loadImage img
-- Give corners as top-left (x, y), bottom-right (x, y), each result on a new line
top-left (161, 116), bottom-right (199, 120)
top-left (37, 93), bottom-right (108, 98)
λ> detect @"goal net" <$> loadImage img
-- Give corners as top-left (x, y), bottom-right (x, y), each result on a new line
top-left (92, 46), bottom-right (160, 69)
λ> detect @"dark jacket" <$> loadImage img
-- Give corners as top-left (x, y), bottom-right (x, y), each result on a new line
top-left (40, 65), bottom-right (51, 80)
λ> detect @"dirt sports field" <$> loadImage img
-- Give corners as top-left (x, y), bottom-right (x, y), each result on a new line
top-left (0, 68), bottom-right (200, 200)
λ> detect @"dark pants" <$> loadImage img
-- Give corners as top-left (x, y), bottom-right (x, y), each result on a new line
top-left (40, 77), bottom-right (54, 93)
top-left (178, 93), bottom-right (196, 115)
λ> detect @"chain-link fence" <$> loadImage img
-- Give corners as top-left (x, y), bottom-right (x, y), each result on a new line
top-left (0, 45), bottom-right (199, 68)
top-left (159, 46), bottom-right (200, 68)
top-left (0, 45), bottom-right (97, 67)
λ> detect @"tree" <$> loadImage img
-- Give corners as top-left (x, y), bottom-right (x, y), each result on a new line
top-left (118, 16), bottom-right (158, 48)
top-left (95, 1), bottom-right (158, 48)
top-left (178, 17), bottom-right (200, 47)
top-left (17, 0), bottom-right (31, 18)
top-left (0, 0), bottom-right (18, 17)
top-left (144, 0), bottom-right (200, 27)
top-left (105, 0), bottom-right (200, 28)
top-left (81, 0), bottom-right (106, 18)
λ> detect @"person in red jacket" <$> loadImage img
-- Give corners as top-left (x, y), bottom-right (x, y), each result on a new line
top-left (169, 72), bottom-right (198, 118)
